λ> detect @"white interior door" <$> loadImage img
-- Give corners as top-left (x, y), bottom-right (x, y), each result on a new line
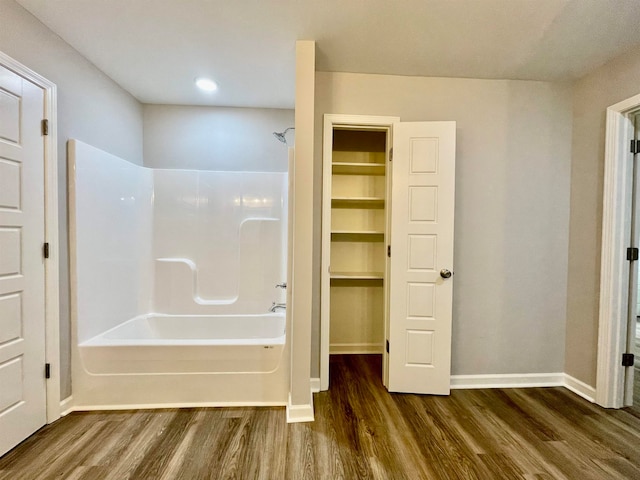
top-left (0, 65), bottom-right (47, 456)
top-left (388, 121), bottom-right (456, 395)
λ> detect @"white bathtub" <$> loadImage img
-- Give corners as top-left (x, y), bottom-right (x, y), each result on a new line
top-left (82, 313), bottom-right (285, 346)
top-left (79, 313), bottom-right (286, 375)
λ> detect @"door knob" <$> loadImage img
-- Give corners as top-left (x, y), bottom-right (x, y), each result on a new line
top-left (440, 269), bottom-right (452, 279)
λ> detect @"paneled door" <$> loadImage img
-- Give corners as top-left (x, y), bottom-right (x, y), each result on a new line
top-left (0, 65), bottom-right (47, 456)
top-left (388, 121), bottom-right (456, 394)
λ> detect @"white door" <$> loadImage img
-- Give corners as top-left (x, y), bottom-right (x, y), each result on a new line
top-left (0, 65), bottom-right (47, 456)
top-left (388, 121), bottom-right (456, 394)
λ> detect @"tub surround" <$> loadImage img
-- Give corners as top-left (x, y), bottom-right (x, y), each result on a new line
top-left (71, 141), bottom-right (153, 344)
top-left (152, 168), bottom-right (286, 306)
top-left (68, 140), bottom-right (289, 409)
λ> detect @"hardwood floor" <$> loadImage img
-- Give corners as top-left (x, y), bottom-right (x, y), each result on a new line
top-left (634, 365), bottom-right (640, 412)
top-left (2, 354), bottom-right (640, 479)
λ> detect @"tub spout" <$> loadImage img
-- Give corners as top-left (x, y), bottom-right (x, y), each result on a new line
top-left (269, 302), bottom-right (286, 312)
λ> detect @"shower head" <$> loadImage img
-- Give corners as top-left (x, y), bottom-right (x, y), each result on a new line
top-left (273, 132), bottom-right (287, 143)
top-left (273, 127), bottom-right (294, 144)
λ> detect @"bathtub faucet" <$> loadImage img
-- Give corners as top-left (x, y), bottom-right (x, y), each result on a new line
top-left (269, 302), bottom-right (286, 312)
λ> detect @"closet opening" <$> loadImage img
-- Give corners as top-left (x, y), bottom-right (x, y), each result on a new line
top-left (322, 122), bottom-right (394, 390)
top-left (321, 114), bottom-right (456, 394)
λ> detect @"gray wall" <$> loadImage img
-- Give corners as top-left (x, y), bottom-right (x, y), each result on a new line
top-left (143, 105), bottom-right (293, 171)
top-left (314, 72), bottom-right (573, 377)
top-left (0, 0), bottom-right (144, 398)
top-left (565, 48), bottom-right (640, 387)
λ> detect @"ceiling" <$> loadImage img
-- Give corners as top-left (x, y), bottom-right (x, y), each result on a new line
top-left (15, 0), bottom-right (640, 109)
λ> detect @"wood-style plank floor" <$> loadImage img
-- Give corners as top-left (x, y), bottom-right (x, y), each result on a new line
top-left (635, 365), bottom-right (640, 409)
top-left (2, 354), bottom-right (640, 479)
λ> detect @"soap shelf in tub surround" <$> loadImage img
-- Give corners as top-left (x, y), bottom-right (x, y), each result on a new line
top-left (154, 216), bottom-right (281, 313)
top-left (155, 258), bottom-right (236, 305)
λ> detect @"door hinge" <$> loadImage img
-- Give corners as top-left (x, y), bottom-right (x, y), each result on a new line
top-left (41, 119), bottom-right (49, 136)
top-left (389, 148), bottom-right (393, 161)
top-left (622, 353), bottom-right (635, 367)
top-left (631, 140), bottom-right (640, 154)
top-left (45, 363), bottom-right (51, 379)
top-left (627, 247), bottom-right (639, 261)
top-left (387, 245), bottom-right (391, 257)
top-left (43, 242), bottom-right (50, 259)
top-left (386, 340), bottom-right (389, 353)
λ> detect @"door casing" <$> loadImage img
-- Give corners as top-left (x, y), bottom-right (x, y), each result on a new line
top-left (597, 93), bottom-right (640, 408)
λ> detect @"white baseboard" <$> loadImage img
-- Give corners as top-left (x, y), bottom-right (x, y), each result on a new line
top-left (60, 396), bottom-right (74, 416)
top-left (329, 343), bottom-right (383, 354)
top-left (62, 373), bottom-right (596, 422)
top-left (67, 399), bottom-right (316, 423)
top-left (450, 372), bottom-right (596, 403)
top-left (450, 373), bottom-right (565, 390)
top-left (310, 377), bottom-right (321, 393)
top-left (286, 393), bottom-right (314, 423)
top-left (67, 400), bottom-right (286, 413)
top-left (563, 374), bottom-right (596, 403)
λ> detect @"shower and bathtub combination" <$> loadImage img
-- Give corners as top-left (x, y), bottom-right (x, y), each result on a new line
top-left (68, 140), bottom-right (290, 408)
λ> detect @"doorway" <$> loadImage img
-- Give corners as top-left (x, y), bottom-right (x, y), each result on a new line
top-left (324, 124), bottom-right (391, 389)
top-left (320, 114), bottom-right (457, 396)
top-left (597, 92), bottom-right (640, 409)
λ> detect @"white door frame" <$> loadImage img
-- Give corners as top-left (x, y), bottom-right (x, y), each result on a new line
top-left (597, 92), bottom-right (640, 408)
top-left (0, 51), bottom-right (60, 422)
top-left (320, 114), bottom-right (399, 391)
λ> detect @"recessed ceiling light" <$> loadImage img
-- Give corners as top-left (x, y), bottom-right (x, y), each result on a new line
top-left (195, 78), bottom-right (218, 92)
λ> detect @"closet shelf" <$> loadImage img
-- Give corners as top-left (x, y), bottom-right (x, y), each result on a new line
top-left (330, 271), bottom-right (384, 280)
top-left (332, 162), bottom-right (385, 176)
top-left (331, 230), bottom-right (384, 242)
top-left (331, 197), bottom-right (385, 209)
